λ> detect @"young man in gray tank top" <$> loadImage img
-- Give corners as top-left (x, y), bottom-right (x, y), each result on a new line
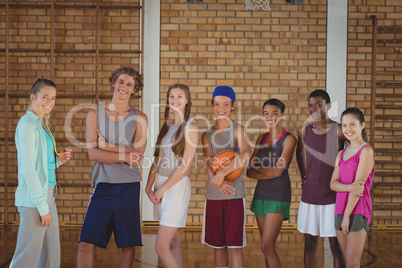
top-left (296, 90), bottom-right (346, 268)
top-left (77, 67), bottom-right (148, 268)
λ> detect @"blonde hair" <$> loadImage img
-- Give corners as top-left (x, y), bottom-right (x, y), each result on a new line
top-left (28, 76), bottom-right (57, 127)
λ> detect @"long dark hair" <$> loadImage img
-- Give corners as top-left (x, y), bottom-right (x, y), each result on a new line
top-left (341, 107), bottom-right (368, 142)
top-left (154, 84), bottom-right (192, 158)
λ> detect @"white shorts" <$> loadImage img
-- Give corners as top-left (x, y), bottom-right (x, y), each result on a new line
top-left (153, 174), bottom-right (191, 228)
top-left (297, 201), bottom-right (336, 237)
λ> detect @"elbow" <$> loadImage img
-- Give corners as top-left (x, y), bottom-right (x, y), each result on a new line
top-left (272, 168), bottom-right (285, 178)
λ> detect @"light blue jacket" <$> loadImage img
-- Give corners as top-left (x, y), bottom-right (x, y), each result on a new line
top-left (15, 111), bottom-right (63, 216)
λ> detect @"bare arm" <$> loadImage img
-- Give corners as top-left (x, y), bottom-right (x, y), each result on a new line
top-left (296, 125), bottom-right (307, 184)
top-left (97, 111), bottom-right (148, 155)
top-left (246, 134), bottom-right (267, 180)
top-left (86, 109), bottom-right (141, 166)
top-left (202, 131), bottom-right (235, 197)
top-left (145, 156), bottom-right (159, 205)
top-left (210, 125), bottom-right (251, 188)
top-left (154, 122), bottom-right (199, 200)
top-left (253, 134), bottom-right (297, 179)
top-left (330, 152), bottom-right (366, 195)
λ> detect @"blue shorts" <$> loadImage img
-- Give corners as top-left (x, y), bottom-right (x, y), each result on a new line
top-left (79, 182), bottom-right (142, 248)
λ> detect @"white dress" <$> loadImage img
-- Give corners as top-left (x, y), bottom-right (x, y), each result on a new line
top-left (153, 119), bottom-right (193, 228)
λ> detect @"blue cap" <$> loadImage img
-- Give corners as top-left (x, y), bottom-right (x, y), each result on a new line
top-left (212, 86), bottom-right (236, 102)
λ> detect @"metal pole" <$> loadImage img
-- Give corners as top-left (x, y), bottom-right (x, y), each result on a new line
top-left (50, 0), bottom-right (54, 80)
top-left (95, 0), bottom-right (99, 105)
top-left (370, 15), bottom-right (377, 148)
top-left (4, 0), bottom-right (10, 228)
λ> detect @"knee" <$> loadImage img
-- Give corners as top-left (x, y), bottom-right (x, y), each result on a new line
top-left (345, 253), bottom-right (360, 268)
top-left (155, 241), bottom-right (168, 258)
top-left (170, 234), bottom-right (181, 251)
top-left (121, 246), bottom-right (135, 255)
top-left (304, 236), bottom-right (318, 252)
top-left (260, 242), bottom-right (275, 256)
top-left (78, 242), bottom-right (94, 254)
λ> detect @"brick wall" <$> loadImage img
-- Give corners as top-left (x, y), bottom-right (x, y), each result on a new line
top-left (347, 0), bottom-right (402, 226)
top-left (160, 0), bottom-right (328, 226)
top-left (0, 0), bottom-right (141, 224)
top-left (1, 0), bottom-right (401, 227)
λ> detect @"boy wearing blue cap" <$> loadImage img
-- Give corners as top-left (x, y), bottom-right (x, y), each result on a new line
top-left (201, 86), bottom-right (250, 268)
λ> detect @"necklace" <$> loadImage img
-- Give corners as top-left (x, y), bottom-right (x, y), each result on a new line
top-left (42, 121), bottom-right (62, 156)
top-left (29, 109), bottom-right (62, 156)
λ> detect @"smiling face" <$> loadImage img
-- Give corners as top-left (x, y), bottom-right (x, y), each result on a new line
top-left (212, 96), bottom-right (234, 119)
top-left (342, 114), bottom-right (365, 142)
top-left (30, 86), bottom-right (56, 118)
top-left (168, 87), bottom-right (188, 114)
top-left (263, 104), bottom-right (283, 128)
top-left (308, 96), bottom-right (330, 121)
top-left (112, 73), bottom-right (135, 99)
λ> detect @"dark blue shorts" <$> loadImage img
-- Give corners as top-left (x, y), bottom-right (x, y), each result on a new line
top-left (79, 182), bottom-right (142, 248)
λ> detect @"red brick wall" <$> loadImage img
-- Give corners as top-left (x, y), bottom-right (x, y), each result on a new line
top-left (347, 0), bottom-right (402, 226)
top-left (0, 0), bottom-right (141, 224)
top-left (160, 0), bottom-right (329, 226)
top-left (1, 0), bottom-right (401, 227)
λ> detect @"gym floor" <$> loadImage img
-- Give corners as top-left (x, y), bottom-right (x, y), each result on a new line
top-left (1, 227), bottom-right (401, 267)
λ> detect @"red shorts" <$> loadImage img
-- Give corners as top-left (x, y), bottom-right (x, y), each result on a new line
top-left (202, 198), bottom-right (246, 248)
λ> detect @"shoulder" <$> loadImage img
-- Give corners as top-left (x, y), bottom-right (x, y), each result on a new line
top-left (284, 131), bottom-right (297, 143)
top-left (87, 108), bottom-right (98, 119)
top-left (17, 115), bottom-right (38, 132)
top-left (283, 132), bottom-right (297, 148)
top-left (361, 145), bottom-right (374, 157)
top-left (234, 123), bottom-right (246, 133)
top-left (187, 121), bottom-right (198, 130)
top-left (136, 110), bottom-right (148, 122)
top-left (297, 123), bottom-right (309, 137)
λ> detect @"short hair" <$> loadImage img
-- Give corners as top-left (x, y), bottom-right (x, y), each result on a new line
top-left (262, 98), bottom-right (285, 113)
top-left (308, 89), bottom-right (330, 104)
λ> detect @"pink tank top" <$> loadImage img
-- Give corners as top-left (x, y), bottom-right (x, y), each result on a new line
top-left (334, 144), bottom-right (375, 224)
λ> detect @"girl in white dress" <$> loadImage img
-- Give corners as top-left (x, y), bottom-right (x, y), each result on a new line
top-left (146, 83), bottom-right (198, 268)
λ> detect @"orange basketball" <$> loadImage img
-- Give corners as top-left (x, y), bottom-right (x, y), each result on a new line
top-left (211, 150), bottom-right (243, 182)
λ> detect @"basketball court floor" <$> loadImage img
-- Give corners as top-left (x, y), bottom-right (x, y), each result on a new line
top-left (1, 227), bottom-right (401, 267)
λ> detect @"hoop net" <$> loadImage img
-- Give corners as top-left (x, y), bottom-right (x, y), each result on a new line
top-left (245, 0), bottom-right (271, 12)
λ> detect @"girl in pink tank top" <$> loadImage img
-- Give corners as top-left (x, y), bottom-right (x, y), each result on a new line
top-left (330, 107), bottom-right (375, 267)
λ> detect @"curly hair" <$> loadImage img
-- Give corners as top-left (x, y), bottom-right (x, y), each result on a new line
top-left (108, 67), bottom-right (143, 94)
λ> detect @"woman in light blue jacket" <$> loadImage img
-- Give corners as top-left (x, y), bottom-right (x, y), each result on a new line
top-left (10, 77), bottom-right (72, 268)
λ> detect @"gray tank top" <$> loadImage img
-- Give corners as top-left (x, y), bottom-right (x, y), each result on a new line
top-left (156, 118), bottom-right (194, 177)
top-left (253, 131), bottom-right (292, 202)
top-left (206, 122), bottom-right (246, 200)
top-left (91, 105), bottom-right (141, 187)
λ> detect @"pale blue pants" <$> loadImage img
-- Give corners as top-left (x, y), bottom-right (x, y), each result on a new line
top-left (10, 185), bottom-right (60, 268)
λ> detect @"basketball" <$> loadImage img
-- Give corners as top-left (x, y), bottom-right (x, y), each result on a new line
top-left (211, 150), bottom-right (243, 182)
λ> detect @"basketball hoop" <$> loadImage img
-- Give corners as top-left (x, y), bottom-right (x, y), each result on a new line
top-left (245, 0), bottom-right (271, 11)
